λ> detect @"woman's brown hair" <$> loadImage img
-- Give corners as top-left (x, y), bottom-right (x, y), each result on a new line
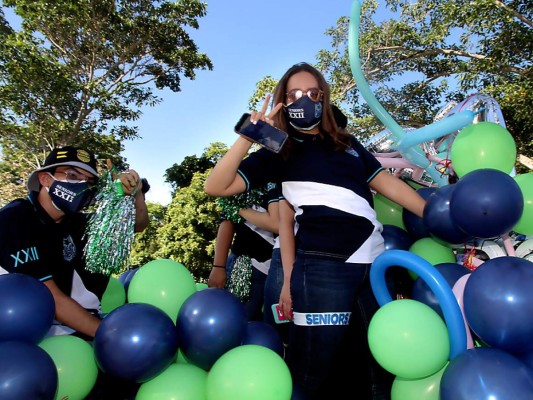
top-left (271, 62), bottom-right (352, 157)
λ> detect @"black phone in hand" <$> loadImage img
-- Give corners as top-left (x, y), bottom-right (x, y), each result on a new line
top-left (235, 113), bottom-right (288, 153)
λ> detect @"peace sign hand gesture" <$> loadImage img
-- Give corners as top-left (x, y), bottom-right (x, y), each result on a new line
top-left (250, 94), bottom-right (284, 126)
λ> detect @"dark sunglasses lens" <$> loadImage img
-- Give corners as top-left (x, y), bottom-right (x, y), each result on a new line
top-left (308, 89), bottom-right (321, 101)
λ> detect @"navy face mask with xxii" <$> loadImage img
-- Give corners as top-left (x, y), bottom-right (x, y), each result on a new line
top-left (284, 95), bottom-right (323, 131)
top-left (47, 176), bottom-right (96, 214)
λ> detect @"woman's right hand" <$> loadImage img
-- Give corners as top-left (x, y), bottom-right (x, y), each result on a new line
top-left (279, 282), bottom-right (293, 321)
top-left (250, 94), bottom-right (283, 126)
top-left (208, 267), bottom-right (226, 288)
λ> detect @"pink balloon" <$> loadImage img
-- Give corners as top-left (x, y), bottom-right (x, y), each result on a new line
top-left (452, 274), bottom-right (474, 349)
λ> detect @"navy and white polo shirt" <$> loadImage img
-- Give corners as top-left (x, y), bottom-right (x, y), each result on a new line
top-left (0, 192), bottom-right (109, 335)
top-left (226, 182), bottom-right (280, 274)
top-left (238, 132), bottom-right (385, 263)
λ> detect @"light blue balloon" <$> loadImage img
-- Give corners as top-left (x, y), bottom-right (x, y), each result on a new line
top-left (348, 0), bottom-right (455, 187)
top-left (397, 111), bottom-right (475, 151)
top-left (370, 250), bottom-right (467, 360)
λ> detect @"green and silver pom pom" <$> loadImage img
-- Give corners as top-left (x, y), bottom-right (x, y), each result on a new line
top-left (83, 170), bottom-right (136, 275)
top-left (226, 255), bottom-right (252, 301)
top-left (216, 188), bottom-right (265, 223)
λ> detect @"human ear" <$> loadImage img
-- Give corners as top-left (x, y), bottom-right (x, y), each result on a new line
top-left (38, 171), bottom-right (53, 189)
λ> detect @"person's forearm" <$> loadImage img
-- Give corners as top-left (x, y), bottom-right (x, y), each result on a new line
top-left (279, 202), bottom-right (296, 283)
top-left (134, 190), bottom-right (149, 232)
top-left (239, 207), bottom-right (279, 234)
top-left (44, 280), bottom-right (101, 337)
top-left (370, 170), bottom-right (426, 217)
top-left (204, 137), bottom-right (252, 196)
top-left (213, 220), bottom-right (234, 266)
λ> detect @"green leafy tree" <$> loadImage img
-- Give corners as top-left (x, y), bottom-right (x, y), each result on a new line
top-left (164, 141), bottom-right (228, 193)
top-left (155, 169), bottom-right (220, 280)
top-left (0, 0), bottom-right (213, 204)
top-left (129, 202), bottom-right (166, 270)
top-left (165, 154), bottom-right (214, 192)
top-left (156, 143), bottom-right (229, 279)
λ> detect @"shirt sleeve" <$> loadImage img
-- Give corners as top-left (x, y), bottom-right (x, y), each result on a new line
top-left (351, 137), bottom-right (384, 182)
top-left (237, 148), bottom-right (282, 191)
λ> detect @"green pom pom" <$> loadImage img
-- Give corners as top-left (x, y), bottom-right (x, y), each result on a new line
top-left (216, 188), bottom-right (265, 223)
top-left (226, 255), bottom-right (252, 301)
top-left (83, 171), bottom-right (135, 275)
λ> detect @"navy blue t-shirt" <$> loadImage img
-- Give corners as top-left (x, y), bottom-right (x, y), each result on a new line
top-left (0, 192), bottom-right (109, 309)
top-left (223, 182), bottom-right (280, 263)
top-left (238, 133), bottom-right (385, 263)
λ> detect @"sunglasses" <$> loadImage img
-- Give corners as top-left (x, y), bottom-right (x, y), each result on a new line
top-left (286, 88), bottom-right (323, 104)
top-left (54, 168), bottom-right (98, 186)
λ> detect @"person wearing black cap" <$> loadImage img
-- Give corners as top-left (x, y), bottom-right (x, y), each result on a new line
top-left (0, 146), bottom-right (149, 339)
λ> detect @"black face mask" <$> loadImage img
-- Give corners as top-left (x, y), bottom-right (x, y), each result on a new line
top-left (47, 176), bottom-right (95, 214)
top-left (284, 96), bottom-right (323, 131)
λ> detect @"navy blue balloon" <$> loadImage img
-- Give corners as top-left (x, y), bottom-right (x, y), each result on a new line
top-left (440, 347), bottom-right (533, 400)
top-left (176, 288), bottom-right (247, 370)
top-left (450, 168), bottom-right (524, 239)
top-left (118, 269), bottom-right (132, 285)
top-left (120, 267), bottom-right (139, 291)
top-left (0, 273), bottom-right (55, 343)
top-left (423, 184), bottom-right (472, 244)
top-left (515, 348), bottom-right (533, 371)
top-left (0, 341), bottom-right (58, 399)
top-left (381, 225), bottom-right (415, 297)
top-left (242, 321), bottom-right (284, 357)
top-left (411, 262), bottom-right (470, 318)
top-left (382, 224), bottom-right (414, 251)
top-left (464, 256), bottom-right (533, 353)
top-left (94, 303), bottom-right (178, 383)
top-left (402, 187), bottom-right (436, 240)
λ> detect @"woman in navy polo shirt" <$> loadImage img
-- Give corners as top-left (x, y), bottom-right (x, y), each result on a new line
top-left (205, 63), bottom-right (425, 400)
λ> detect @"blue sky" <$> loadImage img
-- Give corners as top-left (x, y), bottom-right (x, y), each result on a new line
top-left (123, 0), bottom-right (359, 205)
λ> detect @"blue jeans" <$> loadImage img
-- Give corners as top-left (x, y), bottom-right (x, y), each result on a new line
top-left (263, 248), bottom-right (289, 344)
top-left (287, 252), bottom-right (393, 400)
top-left (227, 253), bottom-right (268, 322)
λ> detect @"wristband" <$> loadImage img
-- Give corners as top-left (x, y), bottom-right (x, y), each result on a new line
top-left (212, 265), bottom-right (226, 269)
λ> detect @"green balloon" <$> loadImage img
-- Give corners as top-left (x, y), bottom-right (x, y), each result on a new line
top-left (136, 363), bottom-right (208, 400)
top-left (374, 193), bottom-right (406, 229)
top-left (391, 363), bottom-right (447, 400)
top-left (39, 335), bottom-right (98, 400)
top-left (409, 238), bottom-right (456, 265)
top-left (451, 122), bottom-right (516, 178)
top-left (513, 173), bottom-right (533, 235)
top-left (368, 300), bottom-right (450, 379)
top-left (127, 259), bottom-right (197, 321)
top-left (206, 345), bottom-right (292, 400)
top-left (196, 282), bottom-right (208, 291)
top-left (176, 348), bottom-right (189, 364)
top-left (408, 238), bottom-right (456, 279)
top-left (101, 276), bottom-right (126, 313)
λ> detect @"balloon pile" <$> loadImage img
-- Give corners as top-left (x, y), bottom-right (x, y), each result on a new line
top-left (370, 250), bottom-right (533, 400)
top-left (0, 259), bottom-right (291, 399)
top-left (102, 259), bottom-right (291, 399)
top-left (348, 1), bottom-right (533, 399)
